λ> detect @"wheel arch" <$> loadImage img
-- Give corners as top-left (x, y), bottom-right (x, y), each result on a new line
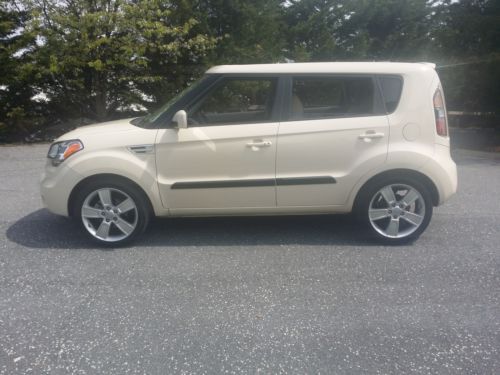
top-left (68, 173), bottom-right (155, 218)
top-left (352, 169), bottom-right (440, 212)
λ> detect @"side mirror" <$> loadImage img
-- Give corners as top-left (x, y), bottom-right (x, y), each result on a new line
top-left (172, 110), bottom-right (188, 129)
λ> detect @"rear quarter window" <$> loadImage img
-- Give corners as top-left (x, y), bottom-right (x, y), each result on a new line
top-left (378, 76), bottom-right (403, 113)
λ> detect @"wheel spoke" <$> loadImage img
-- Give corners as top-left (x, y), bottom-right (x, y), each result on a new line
top-left (95, 220), bottom-right (111, 239)
top-left (98, 189), bottom-right (112, 207)
top-left (82, 205), bottom-right (102, 218)
top-left (369, 208), bottom-right (390, 221)
top-left (380, 186), bottom-right (396, 204)
top-left (401, 188), bottom-right (420, 206)
top-left (386, 218), bottom-right (400, 237)
top-left (401, 211), bottom-right (424, 227)
top-left (114, 217), bottom-right (135, 236)
top-left (117, 198), bottom-right (135, 213)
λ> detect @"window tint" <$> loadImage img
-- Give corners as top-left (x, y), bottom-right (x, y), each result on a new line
top-left (290, 76), bottom-right (375, 120)
top-left (189, 78), bottom-right (277, 126)
top-left (378, 76), bottom-right (403, 113)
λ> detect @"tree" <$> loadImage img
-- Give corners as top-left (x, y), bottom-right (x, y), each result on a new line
top-left (1, 0), bottom-right (499, 142)
top-left (194, 0), bottom-right (285, 64)
top-left (0, 1), bottom-right (40, 140)
top-left (339, 0), bottom-right (434, 60)
top-left (23, 0), bottom-right (217, 121)
top-left (431, 0), bottom-right (500, 111)
top-left (283, 0), bottom-right (346, 61)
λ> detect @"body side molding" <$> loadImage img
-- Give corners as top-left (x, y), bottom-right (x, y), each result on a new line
top-left (171, 176), bottom-right (336, 189)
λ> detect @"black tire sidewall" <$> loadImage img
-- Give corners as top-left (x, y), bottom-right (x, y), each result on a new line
top-left (74, 179), bottom-right (150, 247)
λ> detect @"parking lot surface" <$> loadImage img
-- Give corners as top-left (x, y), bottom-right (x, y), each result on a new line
top-left (1, 144), bottom-right (499, 374)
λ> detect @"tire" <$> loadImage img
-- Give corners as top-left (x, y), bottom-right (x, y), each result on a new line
top-left (355, 176), bottom-right (433, 244)
top-left (73, 178), bottom-right (151, 246)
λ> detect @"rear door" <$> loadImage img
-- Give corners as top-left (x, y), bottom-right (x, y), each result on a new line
top-left (276, 75), bottom-right (389, 207)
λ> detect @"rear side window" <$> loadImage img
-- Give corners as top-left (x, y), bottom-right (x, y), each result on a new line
top-left (378, 76), bottom-right (403, 113)
top-left (290, 76), bottom-right (376, 120)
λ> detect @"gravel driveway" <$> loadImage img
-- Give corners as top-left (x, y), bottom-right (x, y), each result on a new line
top-left (1, 145), bottom-right (499, 374)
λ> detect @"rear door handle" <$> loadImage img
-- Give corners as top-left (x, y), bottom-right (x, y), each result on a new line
top-left (358, 131), bottom-right (384, 142)
top-left (246, 140), bottom-right (272, 148)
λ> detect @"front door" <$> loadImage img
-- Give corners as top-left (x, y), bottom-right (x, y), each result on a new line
top-left (155, 77), bottom-right (280, 212)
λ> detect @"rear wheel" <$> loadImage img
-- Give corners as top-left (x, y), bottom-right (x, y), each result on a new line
top-left (74, 180), bottom-right (150, 246)
top-left (357, 177), bottom-right (433, 244)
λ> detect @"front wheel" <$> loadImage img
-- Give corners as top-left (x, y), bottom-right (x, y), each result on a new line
top-left (74, 180), bottom-right (150, 246)
top-left (357, 177), bottom-right (433, 244)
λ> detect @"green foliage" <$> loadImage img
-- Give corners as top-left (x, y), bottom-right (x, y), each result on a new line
top-left (23, 0), bottom-right (217, 120)
top-left (284, 0), bottom-right (346, 61)
top-left (340, 0), bottom-right (434, 60)
top-left (0, 1), bottom-right (43, 141)
top-left (431, 0), bottom-right (500, 112)
top-left (0, 0), bottom-right (499, 142)
top-left (193, 0), bottom-right (285, 64)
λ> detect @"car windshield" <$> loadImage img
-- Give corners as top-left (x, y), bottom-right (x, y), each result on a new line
top-left (133, 77), bottom-right (206, 128)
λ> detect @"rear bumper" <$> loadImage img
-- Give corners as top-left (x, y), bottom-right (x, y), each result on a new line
top-left (421, 145), bottom-right (457, 205)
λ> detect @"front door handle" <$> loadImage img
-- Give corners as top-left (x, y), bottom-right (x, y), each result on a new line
top-left (358, 131), bottom-right (384, 142)
top-left (246, 140), bottom-right (272, 149)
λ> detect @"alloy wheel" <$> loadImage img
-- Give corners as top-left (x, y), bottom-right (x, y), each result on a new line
top-left (81, 188), bottom-right (139, 242)
top-left (368, 184), bottom-right (426, 239)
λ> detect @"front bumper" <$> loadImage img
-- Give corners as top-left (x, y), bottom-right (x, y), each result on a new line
top-left (40, 160), bottom-right (84, 216)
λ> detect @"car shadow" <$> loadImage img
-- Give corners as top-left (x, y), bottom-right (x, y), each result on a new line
top-left (6, 209), bottom-right (377, 249)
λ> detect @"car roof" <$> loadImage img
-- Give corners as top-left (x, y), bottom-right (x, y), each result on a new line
top-left (206, 62), bottom-right (436, 75)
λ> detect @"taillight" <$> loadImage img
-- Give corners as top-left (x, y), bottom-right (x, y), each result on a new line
top-left (433, 89), bottom-right (448, 137)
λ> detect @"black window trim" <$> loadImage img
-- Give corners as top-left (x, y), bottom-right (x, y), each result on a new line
top-left (180, 74), bottom-right (286, 127)
top-left (155, 74), bottom-right (219, 129)
top-left (281, 73), bottom-right (387, 122)
top-left (375, 74), bottom-right (404, 114)
top-left (155, 72), bottom-right (404, 128)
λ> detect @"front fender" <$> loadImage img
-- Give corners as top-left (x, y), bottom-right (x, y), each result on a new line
top-left (64, 148), bottom-right (167, 217)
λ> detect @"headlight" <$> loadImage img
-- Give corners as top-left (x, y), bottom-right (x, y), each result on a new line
top-left (47, 139), bottom-right (84, 166)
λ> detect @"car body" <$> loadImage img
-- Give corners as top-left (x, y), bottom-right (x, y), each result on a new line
top-left (41, 62), bottom-right (457, 245)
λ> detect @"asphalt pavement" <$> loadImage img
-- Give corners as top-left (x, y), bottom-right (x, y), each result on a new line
top-left (0, 144), bottom-right (499, 374)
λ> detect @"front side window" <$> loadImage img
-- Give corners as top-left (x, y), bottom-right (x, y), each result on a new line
top-left (133, 76), bottom-right (210, 128)
top-left (188, 78), bottom-right (277, 126)
top-left (290, 76), bottom-right (375, 120)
